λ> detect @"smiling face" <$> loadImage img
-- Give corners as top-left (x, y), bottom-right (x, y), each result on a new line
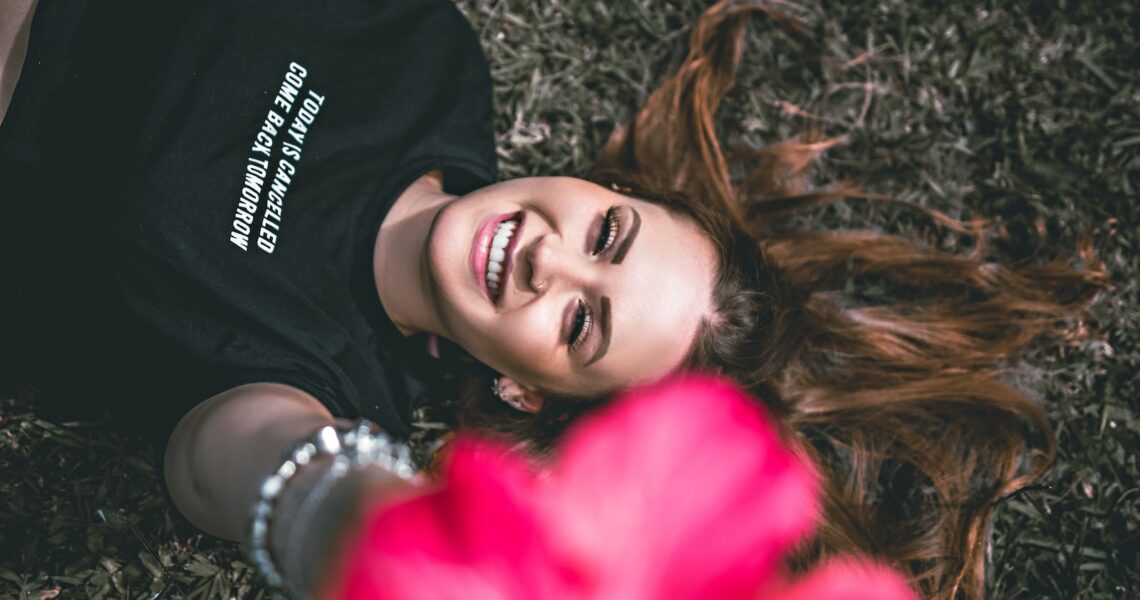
top-left (425, 177), bottom-right (717, 398)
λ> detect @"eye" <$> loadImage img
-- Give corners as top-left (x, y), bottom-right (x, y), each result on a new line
top-left (569, 299), bottom-right (594, 351)
top-left (592, 206), bottom-right (623, 256)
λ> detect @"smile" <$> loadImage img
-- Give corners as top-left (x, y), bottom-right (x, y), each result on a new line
top-left (470, 212), bottom-right (524, 305)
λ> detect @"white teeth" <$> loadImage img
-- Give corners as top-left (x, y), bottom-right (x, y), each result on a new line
top-left (491, 231), bottom-right (510, 250)
top-left (485, 218), bottom-right (518, 298)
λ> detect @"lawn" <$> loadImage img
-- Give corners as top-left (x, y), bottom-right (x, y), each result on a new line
top-left (1, 1), bottom-right (1136, 598)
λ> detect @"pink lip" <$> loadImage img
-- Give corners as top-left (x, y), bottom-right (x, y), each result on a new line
top-left (470, 211), bottom-right (524, 304)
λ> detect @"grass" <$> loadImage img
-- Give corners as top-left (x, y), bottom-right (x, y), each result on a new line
top-left (2, 0), bottom-right (1137, 597)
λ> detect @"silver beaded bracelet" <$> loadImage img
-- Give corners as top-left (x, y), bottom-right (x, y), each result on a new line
top-left (248, 419), bottom-right (420, 598)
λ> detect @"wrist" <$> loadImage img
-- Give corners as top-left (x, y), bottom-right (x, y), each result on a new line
top-left (297, 466), bottom-right (414, 595)
top-left (247, 420), bottom-right (421, 598)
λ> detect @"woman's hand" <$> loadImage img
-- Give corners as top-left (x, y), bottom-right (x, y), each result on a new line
top-left (275, 459), bottom-right (421, 596)
top-left (164, 382), bottom-right (421, 596)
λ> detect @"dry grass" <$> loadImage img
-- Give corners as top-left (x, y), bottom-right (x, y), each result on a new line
top-left (1, 1), bottom-right (1136, 597)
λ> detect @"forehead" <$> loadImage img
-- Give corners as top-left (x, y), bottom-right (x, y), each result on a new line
top-left (589, 198), bottom-right (716, 392)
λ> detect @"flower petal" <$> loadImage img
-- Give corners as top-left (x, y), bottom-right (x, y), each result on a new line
top-left (765, 559), bottom-right (917, 600)
top-left (543, 375), bottom-right (819, 599)
top-left (328, 438), bottom-right (584, 600)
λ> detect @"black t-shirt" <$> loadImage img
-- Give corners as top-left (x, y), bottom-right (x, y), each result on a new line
top-left (0, 0), bottom-right (495, 445)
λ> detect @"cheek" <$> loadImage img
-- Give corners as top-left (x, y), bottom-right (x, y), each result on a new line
top-left (480, 314), bottom-right (560, 376)
top-left (493, 317), bottom-right (549, 358)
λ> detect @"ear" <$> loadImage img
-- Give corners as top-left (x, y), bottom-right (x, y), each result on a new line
top-left (496, 376), bottom-right (546, 414)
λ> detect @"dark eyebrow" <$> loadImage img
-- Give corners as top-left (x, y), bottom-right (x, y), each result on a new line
top-left (586, 296), bottom-right (612, 367)
top-left (586, 207), bottom-right (638, 366)
top-left (610, 205), bottom-right (641, 265)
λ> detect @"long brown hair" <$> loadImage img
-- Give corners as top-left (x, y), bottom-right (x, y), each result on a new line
top-left (458, 2), bottom-right (1107, 598)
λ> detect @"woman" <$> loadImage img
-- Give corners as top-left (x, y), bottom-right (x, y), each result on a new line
top-left (0, 1), bottom-right (1106, 598)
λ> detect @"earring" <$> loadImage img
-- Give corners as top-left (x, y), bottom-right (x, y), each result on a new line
top-left (491, 377), bottom-right (525, 411)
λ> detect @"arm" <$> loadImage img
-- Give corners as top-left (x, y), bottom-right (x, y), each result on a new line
top-left (164, 382), bottom-right (335, 540)
top-left (0, 0), bottom-right (38, 125)
top-left (164, 383), bottom-right (412, 592)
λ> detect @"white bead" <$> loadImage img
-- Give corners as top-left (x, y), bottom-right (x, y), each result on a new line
top-left (316, 426), bottom-right (342, 454)
top-left (293, 442), bottom-right (316, 465)
top-left (260, 475), bottom-right (284, 499)
top-left (276, 460), bottom-right (296, 479)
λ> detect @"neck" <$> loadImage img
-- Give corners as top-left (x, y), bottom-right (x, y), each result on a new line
top-left (373, 170), bottom-right (455, 336)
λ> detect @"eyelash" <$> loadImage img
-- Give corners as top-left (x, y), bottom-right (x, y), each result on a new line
top-left (569, 299), bottom-right (594, 351)
top-left (592, 206), bottom-right (622, 256)
top-left (570, 207), bottom-right (620, 351)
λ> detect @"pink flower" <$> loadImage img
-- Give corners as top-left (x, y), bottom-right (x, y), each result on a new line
top-left (325, 375), bottom-right (915, 600)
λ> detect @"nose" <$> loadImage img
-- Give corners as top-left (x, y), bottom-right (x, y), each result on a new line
top-left (525, 234), bottom-right (587, 295)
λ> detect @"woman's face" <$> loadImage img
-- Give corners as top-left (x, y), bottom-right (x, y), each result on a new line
top-left (426, 177), bottom-right (717, 398)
